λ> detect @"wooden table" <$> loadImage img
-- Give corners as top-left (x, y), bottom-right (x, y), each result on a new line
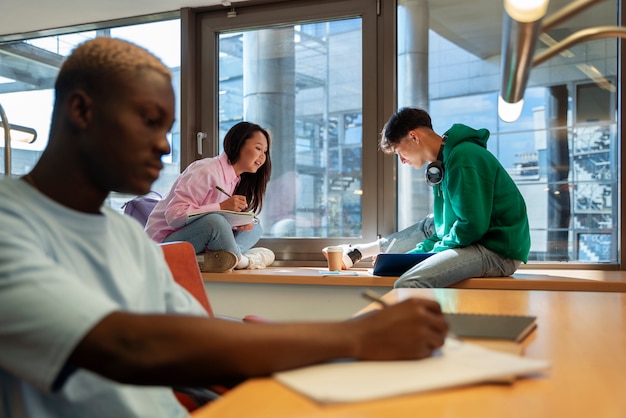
top-left (192, 288), bottom-right (626, 418)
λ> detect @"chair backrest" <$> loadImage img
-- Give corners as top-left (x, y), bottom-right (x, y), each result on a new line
top-left (160, 241), bottom-right (214, 316)
top-left (122, 191), bottom-right (162, 227)
top-left (159, 241), bottom-right (223, 412)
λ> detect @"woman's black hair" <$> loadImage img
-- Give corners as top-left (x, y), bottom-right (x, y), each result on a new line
top-left (223, 121), bottom-right (272, 213)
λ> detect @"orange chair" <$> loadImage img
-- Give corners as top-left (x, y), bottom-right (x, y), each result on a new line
top-left (159, 241), bottom-right (225, 411)
top-left (160, 241), bottom-right (213, 316)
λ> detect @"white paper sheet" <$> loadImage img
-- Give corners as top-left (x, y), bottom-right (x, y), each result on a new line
top-left (274, 339), bottom-right (549, 403)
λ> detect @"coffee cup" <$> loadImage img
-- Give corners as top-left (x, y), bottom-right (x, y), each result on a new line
top-left (326, 246), bottom-right (344, 271)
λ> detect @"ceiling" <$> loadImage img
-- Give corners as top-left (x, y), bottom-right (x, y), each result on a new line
top-left (2, 0), bottom-right (613, 52)
top-left (0, 0), bottom-right (234, 39)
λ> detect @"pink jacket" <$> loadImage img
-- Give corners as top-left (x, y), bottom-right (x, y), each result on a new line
top-left (145, 153), bottom-right (240, 242)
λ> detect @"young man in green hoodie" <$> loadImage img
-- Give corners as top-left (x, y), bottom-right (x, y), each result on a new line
top-left (379, 107), bottom-right (530, 288)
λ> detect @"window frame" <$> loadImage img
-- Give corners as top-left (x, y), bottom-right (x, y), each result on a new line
top-left (183, 0), bottom-right (397, 264)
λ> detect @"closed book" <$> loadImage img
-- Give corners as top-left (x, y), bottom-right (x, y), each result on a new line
top-left (444, 313), bottom-right (537, 343)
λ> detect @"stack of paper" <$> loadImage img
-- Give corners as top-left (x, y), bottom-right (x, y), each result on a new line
top-left (274, 339), bottom-right (549, 403)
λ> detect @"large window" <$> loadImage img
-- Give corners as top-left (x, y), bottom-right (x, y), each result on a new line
top-left (0, 18), bottom-right (182, 212)
top-left (216, 19), bottom-right (363, 239)
top-left (396, 0), bottom-right (620, 265)
top-left (2, 0), bottom-right (622, 267)
top-left (195, 0), bottom-right (388, 261)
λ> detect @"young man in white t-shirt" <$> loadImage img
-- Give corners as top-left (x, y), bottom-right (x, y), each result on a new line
top-left (0, 37), bottom-right (448, 418)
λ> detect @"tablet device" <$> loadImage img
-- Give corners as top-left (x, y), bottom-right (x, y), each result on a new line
top-left (372, 253), bottom-right (436, 276)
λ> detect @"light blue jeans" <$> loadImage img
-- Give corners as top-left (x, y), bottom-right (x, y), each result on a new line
top-left (163, 213), bottom-right (262, 257)
top-left (378, 215), bottom-right (520, 288)
top-left (379, 214), bottom-right (435, 254)
top-left (394, 245), bottom-right (521, 288)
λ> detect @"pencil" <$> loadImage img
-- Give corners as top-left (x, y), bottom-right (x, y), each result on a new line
top-left (215, 186), bottom-right (232, 198)
top-left (361, 289), bottom-right (388, 308)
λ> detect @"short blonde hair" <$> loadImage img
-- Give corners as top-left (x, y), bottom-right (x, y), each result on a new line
top-left (55, 37), bottom-right (171, 101)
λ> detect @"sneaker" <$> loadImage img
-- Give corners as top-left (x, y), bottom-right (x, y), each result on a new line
top-left (199, 250), bottom-right (238, 273)
top-left (243, 247), bottom-right (275, 269)
top-left (321, 245), bottom-right (362, 269)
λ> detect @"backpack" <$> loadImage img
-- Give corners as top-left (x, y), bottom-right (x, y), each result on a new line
top-left (122, 191), bottom-right (162, 227)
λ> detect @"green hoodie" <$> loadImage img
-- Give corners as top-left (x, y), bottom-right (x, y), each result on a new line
top-left (409, 123), bottom-right (530, 263)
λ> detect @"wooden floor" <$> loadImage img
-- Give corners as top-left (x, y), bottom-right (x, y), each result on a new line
top-left (201, 267), bottom-right (626, 292)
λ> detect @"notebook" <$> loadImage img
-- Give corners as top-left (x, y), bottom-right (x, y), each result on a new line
top-left (274, 338), bottom-right (549, 404)
top-left (185, 209), bottom-right (255, 227)
top-left (372, 253), bottom-right (435, 276)
top-left (444, 313), bottom-right (537, 343)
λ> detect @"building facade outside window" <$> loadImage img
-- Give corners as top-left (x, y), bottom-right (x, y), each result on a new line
top-left (0, 18), bottom-right (182, 212)
top-left (396, 0), bottom-right (619, 263)
top-left (0, 0), bottom-right (621, 265)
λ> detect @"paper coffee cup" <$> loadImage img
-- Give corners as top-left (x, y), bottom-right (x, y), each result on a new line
top-left (326, 246), bottom-right (344, 271)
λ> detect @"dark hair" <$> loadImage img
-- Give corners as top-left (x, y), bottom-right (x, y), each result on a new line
top-left (379, 107), bottom-right (433, 153)
top-left (223, 121), bottom-right (272, 213)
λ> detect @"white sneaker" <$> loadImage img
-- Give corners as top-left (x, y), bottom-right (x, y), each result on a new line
top-left (243, 247), bottom-right (275, 269)
top-left (321, 245), bottom-right (362, 269)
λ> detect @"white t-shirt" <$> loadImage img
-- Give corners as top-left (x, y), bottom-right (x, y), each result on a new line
top-left (0, 178), bottom-right (207, 418)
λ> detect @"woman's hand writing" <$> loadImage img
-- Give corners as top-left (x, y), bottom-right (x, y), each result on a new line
top-left (220, 195), bottom-right (248, 212)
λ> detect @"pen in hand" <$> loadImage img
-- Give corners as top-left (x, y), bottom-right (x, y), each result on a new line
top-left (215, 185), bottom-right (257, 224)
top-left (215, 185), bottom-right (232, 198)
top-left (361, 289), bottom-right (457, 341)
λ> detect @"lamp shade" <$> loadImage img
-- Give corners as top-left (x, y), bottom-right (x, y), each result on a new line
top-left (498, 0), bottom-right (548, 122)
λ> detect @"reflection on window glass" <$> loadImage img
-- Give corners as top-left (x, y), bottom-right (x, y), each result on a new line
top-left (429, 82), bottom-right (618, 264)
top-left (218, 18), bottom-right (363, 238)
top-left (0, 19), bottom-right (181, 213)
top-left (402, 17), bottom-right (618, 263)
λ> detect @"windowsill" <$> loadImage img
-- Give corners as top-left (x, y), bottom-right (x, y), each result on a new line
top-left (201, 267), bottom-right (626, 292)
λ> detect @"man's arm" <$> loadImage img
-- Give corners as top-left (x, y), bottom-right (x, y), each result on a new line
top-left (68, 298), bottom-right (447, 387)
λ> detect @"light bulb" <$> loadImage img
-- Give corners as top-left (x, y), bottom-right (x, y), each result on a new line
top-left (498, 96), bottom-right (524, 123)
top-left (504, 0), bottom-right (549, 22)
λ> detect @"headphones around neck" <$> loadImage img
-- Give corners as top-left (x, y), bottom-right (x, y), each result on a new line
top-left (425, 135), bottom-right (447, 187)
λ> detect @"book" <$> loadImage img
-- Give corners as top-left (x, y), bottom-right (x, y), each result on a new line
top-left (274, 339), bottom-right (549, 404)
top-left (444, 313), bottom-right (537, 343)
top-left (372, 253), bottom-right (436, 276)
top-left (186, 210), bottom-right (256, 227)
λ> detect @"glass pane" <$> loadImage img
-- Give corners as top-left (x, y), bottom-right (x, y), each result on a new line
top-left (0, 19), bottom-right (181, 213)
top-left (217, 18), bottom-right (363, 239)
top-left (397, 1), bottom-right (619, 264)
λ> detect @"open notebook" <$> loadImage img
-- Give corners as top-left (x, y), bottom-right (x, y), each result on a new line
top-left (186, 210), bottom-right (255, 227)
top-left (274, 339), bottom-right (549, 404)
